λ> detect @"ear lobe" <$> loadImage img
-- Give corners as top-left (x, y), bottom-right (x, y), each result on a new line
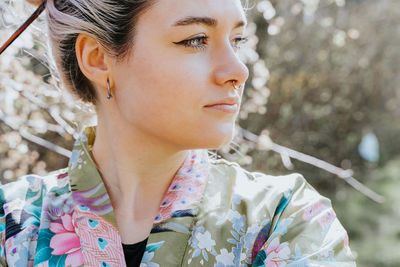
top-left (75, 33), bottom-right (111, 89)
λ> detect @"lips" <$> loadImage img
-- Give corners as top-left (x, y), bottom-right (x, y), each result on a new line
top-left (204, 96), bottom-right (239, 107)
top-left (203, 96), bottom-right (240, 114)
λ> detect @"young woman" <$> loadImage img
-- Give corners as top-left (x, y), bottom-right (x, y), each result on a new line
top-left (0, 0), bottom-right (356, 266)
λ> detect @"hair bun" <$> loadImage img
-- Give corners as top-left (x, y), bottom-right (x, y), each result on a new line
top-left (26, 0), bottom-right (44, 7)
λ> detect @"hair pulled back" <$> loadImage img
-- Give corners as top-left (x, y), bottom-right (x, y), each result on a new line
top-left (45, 0), bottom-right (155, 104)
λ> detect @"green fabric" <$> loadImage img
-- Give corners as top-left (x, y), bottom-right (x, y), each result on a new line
top-left (0, 126), bottom-right (356, 266)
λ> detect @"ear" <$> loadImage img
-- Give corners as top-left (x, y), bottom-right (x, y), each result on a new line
top-left (75, 33), bottom-right (114, 93)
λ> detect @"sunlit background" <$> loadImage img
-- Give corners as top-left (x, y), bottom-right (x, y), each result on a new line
top-left (0, 0), bottom-right (399, 266)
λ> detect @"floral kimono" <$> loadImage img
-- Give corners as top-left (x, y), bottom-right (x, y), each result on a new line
top-left (0, 126), bottom-right (356, 266)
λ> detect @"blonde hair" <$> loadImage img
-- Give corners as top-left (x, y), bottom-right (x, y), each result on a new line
top-left (45, 0), bottom-right (155, 104)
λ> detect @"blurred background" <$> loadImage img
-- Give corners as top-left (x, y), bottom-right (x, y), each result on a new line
top-left (0, 0), bottom-right (399, 265)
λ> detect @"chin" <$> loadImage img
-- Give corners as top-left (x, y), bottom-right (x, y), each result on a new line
top-left (196, 128), bottom-right (235, 150)
top-left (170, 121), bottom-right (236, 150)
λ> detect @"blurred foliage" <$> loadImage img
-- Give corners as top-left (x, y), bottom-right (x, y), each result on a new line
top-left (0, 0), bottom-right (399, 266)
top-left (335, 156), bottom-right (400, 266)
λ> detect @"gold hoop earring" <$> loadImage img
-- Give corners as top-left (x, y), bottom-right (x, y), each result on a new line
top-left (106, 79), bottom-right (113, 100)
top-left (232, 81), bottom-right (241, 90)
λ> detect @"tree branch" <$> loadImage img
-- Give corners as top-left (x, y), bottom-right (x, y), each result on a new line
top-left (238, 127), bottom-right (385, 203)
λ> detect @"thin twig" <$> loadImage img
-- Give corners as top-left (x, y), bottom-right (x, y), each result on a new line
top-left (239, 127), bottom-right (385, 203)
top-left (19, 129), bottom-right (72, 158)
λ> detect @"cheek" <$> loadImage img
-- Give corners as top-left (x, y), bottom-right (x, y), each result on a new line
top-left (113, 57), bottom-right (200, 131)
top-left (115, 49), bottom-right (207, 119)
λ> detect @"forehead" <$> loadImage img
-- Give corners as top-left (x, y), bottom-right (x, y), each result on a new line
top-left (142, 0), bottom-right (246, 28)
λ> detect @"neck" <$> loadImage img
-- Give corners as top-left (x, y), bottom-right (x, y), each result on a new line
top-left (90, 115), bottom-right (188, 222)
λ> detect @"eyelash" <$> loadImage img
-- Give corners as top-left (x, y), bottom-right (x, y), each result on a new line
top-left (175, 36), bottom-right (249, 51)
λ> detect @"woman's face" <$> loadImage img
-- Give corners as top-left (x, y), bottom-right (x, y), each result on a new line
top-left (110, 0), bottom-right (249, 150)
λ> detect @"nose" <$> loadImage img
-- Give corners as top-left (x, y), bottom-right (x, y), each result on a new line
top-left (212, 44), bottom-right (249, 91)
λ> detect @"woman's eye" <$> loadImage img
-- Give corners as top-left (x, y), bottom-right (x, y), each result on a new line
top-left (174, 36), bottom-right (208, 50)
top-left (232, 37), bottom-right (249, 50)
top-left (173, 36), bottom-right (249, 51)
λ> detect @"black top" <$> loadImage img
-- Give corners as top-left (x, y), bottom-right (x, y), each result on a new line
top-left (122, 237), bottom-right (148, 267)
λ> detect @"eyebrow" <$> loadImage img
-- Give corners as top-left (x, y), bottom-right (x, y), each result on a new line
top-left (172, 16), bottom-right (247, 29)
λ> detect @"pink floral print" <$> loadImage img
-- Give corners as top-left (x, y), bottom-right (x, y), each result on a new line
top-left (303, 201), bottom-right (325, 221)
top-left (263, 237), bottom-right (290, 267)
top-left (49, 213), bottom-right (83, 267)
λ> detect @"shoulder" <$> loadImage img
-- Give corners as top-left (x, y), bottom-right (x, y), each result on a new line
top-left (205, 157), bottom-right (316, 220)
top-left (209, 157), bottom-right (311, 199)
top-left (0, 167), bottom-right (71, 264)
top-left (0, 167), bottom-right (69, 214)
top-left (207, 158), bottom-right (355, 265)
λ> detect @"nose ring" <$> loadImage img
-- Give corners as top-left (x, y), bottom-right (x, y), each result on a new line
top-left (232, 81), bottom-right (241, 90)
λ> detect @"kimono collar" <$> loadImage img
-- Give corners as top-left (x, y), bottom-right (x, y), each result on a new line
top-left (67, 126), bottom-right (210, 228)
